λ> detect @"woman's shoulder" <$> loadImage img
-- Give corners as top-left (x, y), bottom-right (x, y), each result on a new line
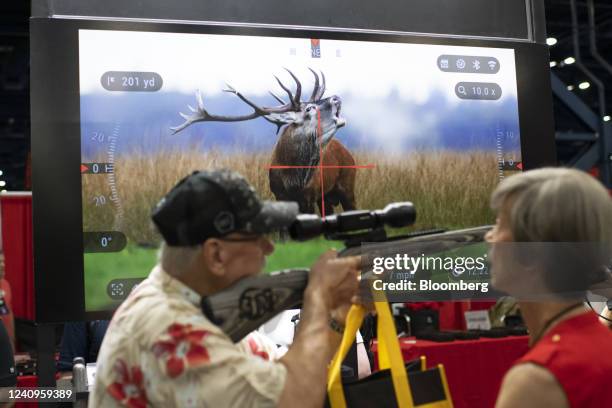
top-left (496, 363), bottom-right (568, 408)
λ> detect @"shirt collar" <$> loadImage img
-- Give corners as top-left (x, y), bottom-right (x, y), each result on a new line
top-left (150, 265), bottom-right (202, 307)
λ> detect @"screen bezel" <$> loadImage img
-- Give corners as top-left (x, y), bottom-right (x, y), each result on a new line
top-left (31, 17), bottom-right (556, 322)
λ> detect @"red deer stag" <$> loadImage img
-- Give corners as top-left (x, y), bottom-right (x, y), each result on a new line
top-left (171, 69), bottom-right (356, 215)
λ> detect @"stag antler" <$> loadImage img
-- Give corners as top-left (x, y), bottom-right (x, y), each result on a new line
top-left (171, 69), bottom-right (323, 135)
top-left (308, 68), bottom-right (326, 102)
top-left (273, 68), bottom-right (302, 111)
top-left (170, 89), bottom-right (296, 135)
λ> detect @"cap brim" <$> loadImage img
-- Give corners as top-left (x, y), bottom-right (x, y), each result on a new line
top-left (247, 201), bottom-right (299, 233)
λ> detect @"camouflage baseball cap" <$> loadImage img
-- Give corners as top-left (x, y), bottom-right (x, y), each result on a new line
top-left (152, 169), bottom-right (299, 246)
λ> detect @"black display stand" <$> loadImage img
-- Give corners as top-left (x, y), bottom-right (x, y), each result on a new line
top-left (36, 323), bottom-right (57, 387)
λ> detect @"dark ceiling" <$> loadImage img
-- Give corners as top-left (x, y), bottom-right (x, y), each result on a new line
top-left (547, 0), bottom-right (612, 126)
top-left (545, 0), bottom-right (612, 168)
top-left (0, 1), bottom-right (610, 190)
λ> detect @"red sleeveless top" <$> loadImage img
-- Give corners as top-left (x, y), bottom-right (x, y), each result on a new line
top-left (516, 311), bottom-right (612, 408)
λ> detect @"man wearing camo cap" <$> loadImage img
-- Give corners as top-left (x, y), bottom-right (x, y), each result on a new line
top-left (91, 169), bottom-right (361, 408)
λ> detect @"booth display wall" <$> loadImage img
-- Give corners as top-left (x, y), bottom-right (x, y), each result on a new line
top-left (32, 0), bottom-right (545, 42)
top-left (31, 0), bottom-right (555, 324)
top-left (32, 18), bottom-right (556, 322)
top-left (28, 0), bottom-right (554, 389)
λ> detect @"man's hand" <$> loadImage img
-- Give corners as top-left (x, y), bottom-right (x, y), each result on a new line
top-left (278, 251), bottom-right (361, 408)
top-left (306, 250), bottom-right (361, 317)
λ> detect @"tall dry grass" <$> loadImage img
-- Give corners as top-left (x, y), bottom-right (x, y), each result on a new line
top-left (354, 150), bottom-right (499, 230)
top-left (82, 149), bottom-right (500, 244)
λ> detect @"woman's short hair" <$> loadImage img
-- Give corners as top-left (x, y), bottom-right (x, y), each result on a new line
top-left (491, 167), bottom-right (612, 243)
top-left (491, 167), bottom-right (612, 294)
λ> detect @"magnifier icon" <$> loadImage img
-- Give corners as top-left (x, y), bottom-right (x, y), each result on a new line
top-left (457, 85), bottom-right (467, 96)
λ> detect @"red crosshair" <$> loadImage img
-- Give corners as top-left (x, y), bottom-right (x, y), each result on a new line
top-left (267, 109), bottom-right (376, 217)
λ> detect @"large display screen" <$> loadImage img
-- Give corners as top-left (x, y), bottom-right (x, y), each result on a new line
top-left (31, 19), bottom-right (555, 320)
top-left (78, 30), bottom-right (524, 311)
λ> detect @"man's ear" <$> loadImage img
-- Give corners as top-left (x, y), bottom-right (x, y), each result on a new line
top-left (202, 239), bottom-right (226, 278)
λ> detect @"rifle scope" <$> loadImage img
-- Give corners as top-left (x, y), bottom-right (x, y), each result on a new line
top-left (289, 202), bottom-right (416, 242)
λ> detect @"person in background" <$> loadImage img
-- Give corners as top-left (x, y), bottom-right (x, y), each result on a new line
top-left (0, 251), bottom-right (16, 403)
top-left (0, 251), bottom-right (14, 351)
top-left (57, 320), bottom-right (110, 373)
top-left (0, 319), bottom-right (16, 387)
top-left (258, 309), bottom-right (372, 379)
top-left (489, 168), bottom-right (612, 408)
top-left (488, 297), bottom-right (520, 328)
top-left (91, 169), bottom-right (361, 408)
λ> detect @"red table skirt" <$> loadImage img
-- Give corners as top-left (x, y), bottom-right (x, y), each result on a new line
top-left (372, 335), bottom-right (529, 408)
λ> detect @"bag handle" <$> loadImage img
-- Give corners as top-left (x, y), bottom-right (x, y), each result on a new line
top-left (327, 302), bottom-right (414, 408)
top-left (328, 305), bottom-right (366, 408)
top-left (374, 302), bottom-right (413, 407)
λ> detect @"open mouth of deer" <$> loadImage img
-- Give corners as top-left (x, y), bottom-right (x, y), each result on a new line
top-left (331, 96), bottom-right (346, 128)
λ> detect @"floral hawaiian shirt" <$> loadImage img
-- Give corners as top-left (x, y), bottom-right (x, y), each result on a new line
top-left (89, 266), bottom-right (287, 408)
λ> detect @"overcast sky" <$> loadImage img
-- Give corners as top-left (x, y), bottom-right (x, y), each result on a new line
top-left (79, 29), bottom-right (518, 106)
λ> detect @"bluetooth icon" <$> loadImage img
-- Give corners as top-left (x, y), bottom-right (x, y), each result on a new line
top-left (472, 60), bottom-right (481, 70)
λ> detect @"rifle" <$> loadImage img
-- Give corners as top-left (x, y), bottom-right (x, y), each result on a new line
top-left (200, 202), bottom-right (492, 342)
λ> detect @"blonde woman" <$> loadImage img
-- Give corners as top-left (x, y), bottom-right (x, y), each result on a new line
top-left (488, 168), bottom-right (612, 408)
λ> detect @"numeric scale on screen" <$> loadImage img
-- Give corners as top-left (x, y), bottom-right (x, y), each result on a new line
top-left (81, 161), bottom-right (127, 253)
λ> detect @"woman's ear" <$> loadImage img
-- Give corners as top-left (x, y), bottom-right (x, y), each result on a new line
top-left (202, 239), bottom-right (226, 278)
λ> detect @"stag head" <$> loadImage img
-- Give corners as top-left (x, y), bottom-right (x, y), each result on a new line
top-left (171, 68), bottom-right (346, 149)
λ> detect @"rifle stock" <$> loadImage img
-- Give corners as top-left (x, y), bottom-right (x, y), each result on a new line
top-left (201, 225), bottom-right (492, 342)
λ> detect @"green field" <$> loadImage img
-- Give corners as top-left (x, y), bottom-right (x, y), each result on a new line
top-left (84, 233), bottom-right (491, 310)
top-left (84, 238), bottom-right (339, 310)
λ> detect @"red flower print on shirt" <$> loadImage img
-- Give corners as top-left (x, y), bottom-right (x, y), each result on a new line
top-left (152, 323), bottom-right (211, 378)
top-left (247, 336), bottom-right (270, 360)
top-left (107, 359), bottom-right (148, 408)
